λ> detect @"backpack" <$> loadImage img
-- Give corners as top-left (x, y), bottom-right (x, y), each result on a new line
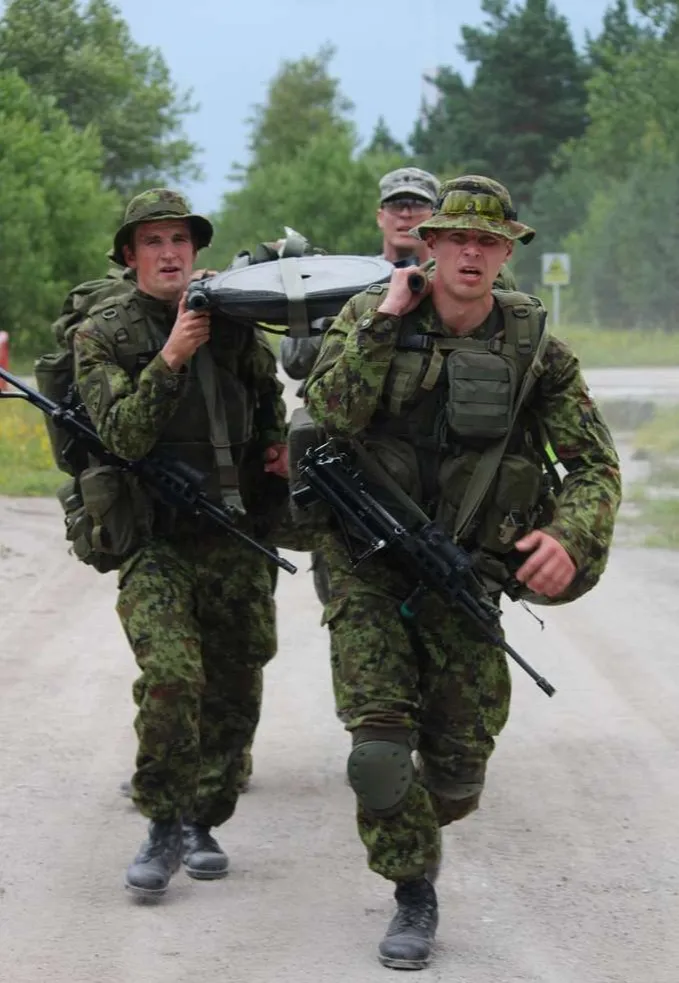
top-left (35, 265), bottom-right (135, 476)
top-left (34, 265), bottom-right (139, 573)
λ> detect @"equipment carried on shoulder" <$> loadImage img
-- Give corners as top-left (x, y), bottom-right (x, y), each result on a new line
top-left (292, 439), bottom-right (555, 698)
top-left (186, 255), bottom-right (394, 335)
top-left (0, 367), bottom-right (296, 576)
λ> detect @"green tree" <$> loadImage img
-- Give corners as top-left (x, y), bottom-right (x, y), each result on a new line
top-left (411, 0), bottom-right (588, 205)
top-left (564, 154), bottom-right (679, 329)
top-left (0, 0), bottom-right (200, 194)
top-left (241, 44), bottom-right (354, 176)
top-left (364, 116), bottom-right (406, 157)
top-left (211, 128), bottom-right (403, 265)
top-left (585, 0), bottom-right (649, 68)
top-left (0, 70), bottom-right (119, 352)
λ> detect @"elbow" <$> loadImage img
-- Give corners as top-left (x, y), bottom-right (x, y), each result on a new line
top-left (98, 421), bottom-right (155, 462)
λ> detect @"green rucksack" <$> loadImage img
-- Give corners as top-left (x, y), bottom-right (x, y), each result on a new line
top-left (34, 263), bottom-right (140, 573)
top-left (35, 264), bottom-right (135, 476)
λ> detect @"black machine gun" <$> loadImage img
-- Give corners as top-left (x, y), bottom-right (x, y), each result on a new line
top-left (293, 441), bottom-right (555, 697)
top-left (0, 367), bottom-right (296, 574)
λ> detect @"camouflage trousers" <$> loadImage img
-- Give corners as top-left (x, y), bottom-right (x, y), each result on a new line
top-left (116, 530), bottom-right (276, 826)
top-left (323, 583), bottom-right (511, 883)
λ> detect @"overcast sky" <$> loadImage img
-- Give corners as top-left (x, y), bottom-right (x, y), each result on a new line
top-left (24, 0), bottom-right (621, 212)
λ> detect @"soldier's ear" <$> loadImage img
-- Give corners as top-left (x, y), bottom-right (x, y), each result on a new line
top-left (122, 243), bottom-right (137, 269)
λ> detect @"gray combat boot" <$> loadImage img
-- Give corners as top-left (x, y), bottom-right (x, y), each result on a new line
top-left (378, 877), bottom-right (439, 969)
top-left (182, 822), bottom-right (229, 880)
top-left (124, 818), bottom-right (182, 899)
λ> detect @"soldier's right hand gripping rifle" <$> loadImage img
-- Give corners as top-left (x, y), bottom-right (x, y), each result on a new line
top-left (292, 440), bottom-right (556, 697)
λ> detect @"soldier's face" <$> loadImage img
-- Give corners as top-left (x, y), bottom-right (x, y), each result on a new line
top-left (427, 229), bottom-right (513, 300)
top-left (124, 220), bottom-right (197, 301)
top-left (378, 197), bottom-right (433, 254)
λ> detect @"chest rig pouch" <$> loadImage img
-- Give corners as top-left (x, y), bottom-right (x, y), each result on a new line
top-left (441, 292), bottom-right (542, 441)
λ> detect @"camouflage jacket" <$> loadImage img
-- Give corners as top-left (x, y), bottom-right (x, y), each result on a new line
top-left (73, 289), bottom-right (287, 510)
top-left (305, 289), bottom-right (622, 590)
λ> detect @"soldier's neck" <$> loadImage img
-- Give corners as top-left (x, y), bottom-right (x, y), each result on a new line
top-left (432, 286), bottom-right (494, 336)
top-left (383, 242), bottom-right (418, 263)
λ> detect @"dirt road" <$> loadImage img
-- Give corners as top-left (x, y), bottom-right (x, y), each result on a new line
top-left (1, 381), bottom-right (678, 981)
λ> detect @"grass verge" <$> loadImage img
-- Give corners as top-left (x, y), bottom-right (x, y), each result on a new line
top-left (557, 324), bottom-right (679, 368)
top-left (627, 405), bottom-right (679, 547)
top-left (0, 398), bottom-right (63, 496)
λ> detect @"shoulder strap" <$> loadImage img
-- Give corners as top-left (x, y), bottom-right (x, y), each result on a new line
top-left (194, 346), bottom-right (245, 515)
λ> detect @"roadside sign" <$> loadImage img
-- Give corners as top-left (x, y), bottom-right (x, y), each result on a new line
top-left (541, 253), bottom-right (571, 287)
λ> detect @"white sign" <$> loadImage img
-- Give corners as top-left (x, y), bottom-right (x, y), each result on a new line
top-left (541, 253), bottom-right (571, 286)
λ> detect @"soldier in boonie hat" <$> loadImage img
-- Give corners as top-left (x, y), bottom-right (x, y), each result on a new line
top-left (411, 174), bottom-right (535, 243)
top-left (112, 188), bottom-right (213, 266)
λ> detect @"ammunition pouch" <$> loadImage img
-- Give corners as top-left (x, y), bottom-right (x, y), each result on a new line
top-left (57, 467), bottom-right (153, 574)
top-left (478, 453), bottom-right (543, 553)
top-left (445, 350), bottom-right (517, 440)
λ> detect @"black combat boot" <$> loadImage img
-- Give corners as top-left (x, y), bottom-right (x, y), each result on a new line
top-left (378, 877), bottom-right (439, 970)
top-left (182, 822), bottom-right (229, 880)
top-left (124, 819), bottom-right (182, 899)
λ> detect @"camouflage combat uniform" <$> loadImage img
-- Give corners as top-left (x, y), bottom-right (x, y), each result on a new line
top-left (73, 276), bottom-right (286, 828)
top-left (304, 180), bottom-right (622, 889)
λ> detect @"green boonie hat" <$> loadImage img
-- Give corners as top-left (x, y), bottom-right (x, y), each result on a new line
top-left (112, 188), bottom-right (214, 266)
top-left (411, 175), bottom-right (535, 244)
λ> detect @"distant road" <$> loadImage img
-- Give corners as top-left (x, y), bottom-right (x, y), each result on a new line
top-left (585, 367), bottom-right (679, 403)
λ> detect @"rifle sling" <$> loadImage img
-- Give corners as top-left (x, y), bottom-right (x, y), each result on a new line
top-left (194, 346), bottom-right (244, 514)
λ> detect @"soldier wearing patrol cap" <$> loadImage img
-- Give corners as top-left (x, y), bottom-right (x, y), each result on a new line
top-left (376, 166), bottom-right (440, 267)
top-left (305, 174), bottom-right (621, 969)
top-left (72, 188), bottom-right (288, 900)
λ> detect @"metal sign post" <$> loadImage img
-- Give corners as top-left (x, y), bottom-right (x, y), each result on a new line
top-left (541, 253), bottom-right (571, 327)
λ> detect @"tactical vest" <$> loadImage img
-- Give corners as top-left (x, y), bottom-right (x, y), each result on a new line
top-left (83, 293), bottom-right (255, 504)
top-left (351, 288), bottom-right (550, 558)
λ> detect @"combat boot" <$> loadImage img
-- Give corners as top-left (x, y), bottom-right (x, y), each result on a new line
top-left (182, 822), bottom-right (229, 880)
top-left (124, 818), bottom-right (182, 899)
top-left (378, 877), bottom-right (439, 970)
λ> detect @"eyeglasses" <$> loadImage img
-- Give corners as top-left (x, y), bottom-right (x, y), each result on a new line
top-left (381, 197), bottom-right (433, 215)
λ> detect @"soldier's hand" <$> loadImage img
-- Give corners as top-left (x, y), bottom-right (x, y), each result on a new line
top-left (514, 530), bottom-right (576, 598)
top-left (377, 266), bottom-right (431, 318)
top-left (263, 443), bottom-right (289, 478)
top-left (161, 293), bottom-right (211, 371)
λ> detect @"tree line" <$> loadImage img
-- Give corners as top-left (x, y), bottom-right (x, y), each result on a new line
top-left (1, 0), bottom-right (677, 352)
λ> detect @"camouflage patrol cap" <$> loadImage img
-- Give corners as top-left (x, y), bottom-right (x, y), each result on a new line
top-left (112, 188), bottom-right (214, 266)
top-left (379, 167), bottom-right (440, 205)
top-left (411, 175), bottom-right (535, 243)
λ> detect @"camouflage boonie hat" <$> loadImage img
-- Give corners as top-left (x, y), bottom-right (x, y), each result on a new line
top-left (112, 188), bottom-right (214, 266)
top-left (411, 175), bottom-right (535, 243)
top-left (379, 167), bottom-right (440, 205)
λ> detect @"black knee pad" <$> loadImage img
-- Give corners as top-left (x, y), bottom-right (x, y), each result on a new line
top-left (347, 740), bottom-right (414, 817)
